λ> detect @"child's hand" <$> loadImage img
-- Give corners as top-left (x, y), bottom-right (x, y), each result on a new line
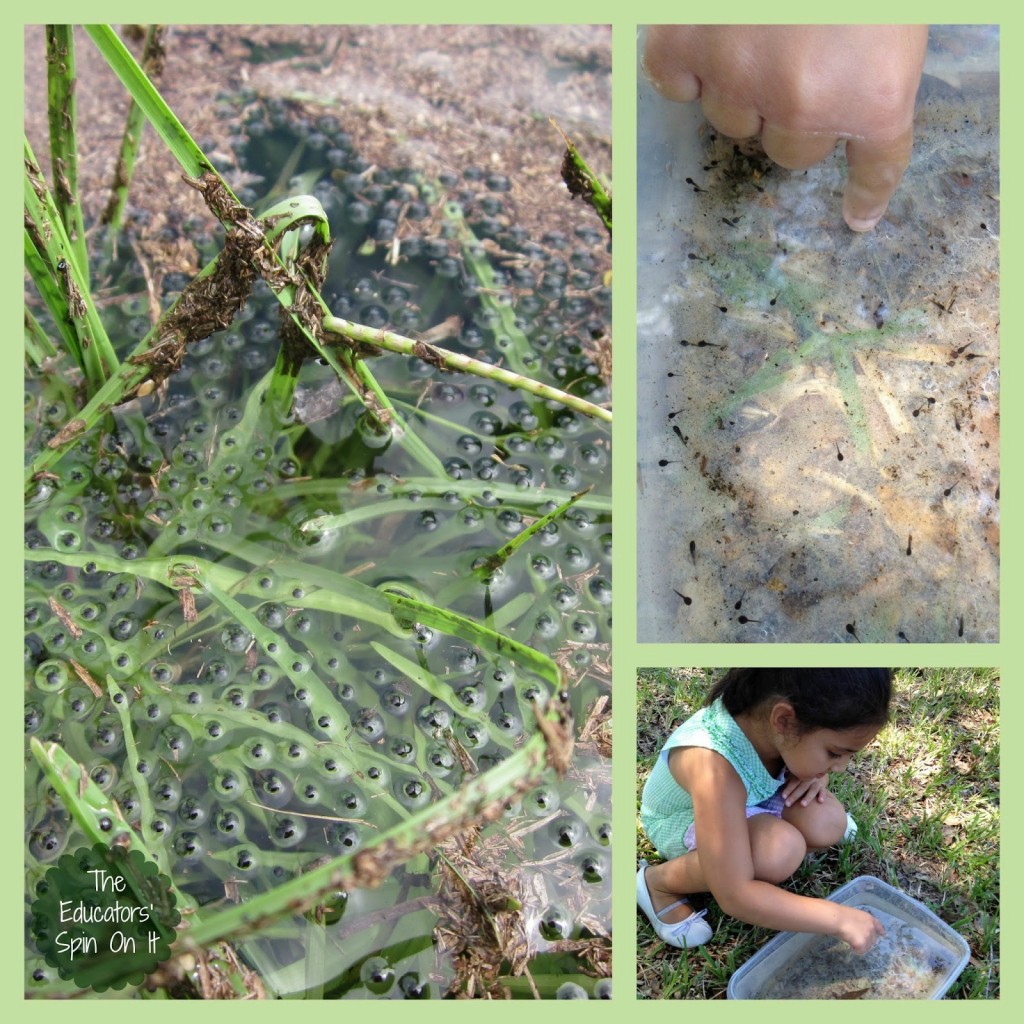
top-left (781, 773), bottom-right (829, 808)
top-left (642, 25), bottom-right (929, 231)
top-left (835, 905), bottom-right (886, 954)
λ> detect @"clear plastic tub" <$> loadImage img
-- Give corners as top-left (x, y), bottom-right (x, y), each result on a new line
top-left (727, 876), bottom-right (970, 999)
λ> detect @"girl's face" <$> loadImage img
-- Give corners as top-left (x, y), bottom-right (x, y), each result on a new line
top-left (772, 707), bottom-right (881, 781)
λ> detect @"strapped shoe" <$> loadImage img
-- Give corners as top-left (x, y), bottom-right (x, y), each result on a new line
top-left (637, 860), bottom-right (713, 949)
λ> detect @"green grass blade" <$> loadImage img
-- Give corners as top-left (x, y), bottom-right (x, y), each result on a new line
top-left (382, 591), bottom-right (563, 690)
top-left (175, 693), bottom-right (572, 951)
top-left (24, 229), bottom-right (78, 363)
top-left (101, 25), bottom-right (165, 248)
top-left (83, 25), bottom-right (208, 178)
top-left (476, 485), bottom-right (594, 577)
top-left (25, 138), bottom-right (121, 388)
top-left (24, 308), bottom-right (58, 366)
top-left (369, 641), bottom-right (497, 736)
top-left (45, 26), bottom-right (88, 282)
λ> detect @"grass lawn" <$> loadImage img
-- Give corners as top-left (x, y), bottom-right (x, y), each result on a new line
top-left (636, 667), bottom-right (1000, 999)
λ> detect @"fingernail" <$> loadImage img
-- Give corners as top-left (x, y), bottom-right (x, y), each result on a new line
top-left (846, 215), bottom-right (881, 232)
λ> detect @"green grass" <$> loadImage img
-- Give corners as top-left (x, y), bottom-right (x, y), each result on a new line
top-left (636, 668), bottom-right (1000, 1000)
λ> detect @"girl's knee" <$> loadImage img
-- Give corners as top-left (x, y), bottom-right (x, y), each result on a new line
top-left (785, 791), bottom-right (848, 850)
top-left (749, 817), bottom-right (806, 883)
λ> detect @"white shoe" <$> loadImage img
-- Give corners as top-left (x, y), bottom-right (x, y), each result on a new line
top-left (637, 860), bottom-right (713, 949)
top-left (843, 813), bottom-right (858, 842)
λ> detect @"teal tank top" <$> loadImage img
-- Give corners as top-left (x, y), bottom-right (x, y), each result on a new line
top-left (640, 697), bottom-right (785, 859)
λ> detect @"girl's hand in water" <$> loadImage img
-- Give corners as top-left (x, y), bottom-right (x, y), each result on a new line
top-left (836, 905), bottom-right (886, 954)
top-left (642, 25), bottom-right (929, 231)
top-left (781, 772), bottom-right (829, 808)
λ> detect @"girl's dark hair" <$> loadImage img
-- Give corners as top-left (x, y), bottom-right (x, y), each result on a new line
top-left (705, 668), bottom-right (892, 732)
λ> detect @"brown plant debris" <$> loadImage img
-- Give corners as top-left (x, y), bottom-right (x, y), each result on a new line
top-left (434, 830), bottom-right (533, 998)
top-left (126, 171), bottom-right (275, 396)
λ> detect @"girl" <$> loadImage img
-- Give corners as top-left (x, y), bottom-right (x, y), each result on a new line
top-left (638, 667), bottom-right (890, 952)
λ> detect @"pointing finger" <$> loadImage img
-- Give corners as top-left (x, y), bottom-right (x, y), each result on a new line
top-left (843, 127), bottom-right (914, 231)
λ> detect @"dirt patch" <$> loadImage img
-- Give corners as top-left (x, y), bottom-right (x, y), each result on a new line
top-left (24, 25), bottom-right (611, 265)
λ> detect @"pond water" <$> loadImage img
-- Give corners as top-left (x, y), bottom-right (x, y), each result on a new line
top-left (755, 908), bottom-right (959, 1000)
top-left (25, 57), bottom-right (611, 997)
top-left (637, 26), bottom-right (998, 643)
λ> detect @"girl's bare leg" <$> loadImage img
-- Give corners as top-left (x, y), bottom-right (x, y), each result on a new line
top-left (642, 814), bottom-right (809, 924)
top-left (781, 789), bottom-right (848, 850)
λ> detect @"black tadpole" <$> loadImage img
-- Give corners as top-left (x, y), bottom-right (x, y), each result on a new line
top-left (673, 589), bottom-right (693, 606)
top-left (846, 622), bottom-right (860, 642)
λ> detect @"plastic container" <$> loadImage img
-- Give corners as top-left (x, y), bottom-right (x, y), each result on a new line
top-left (727, 876), bottom-right (970, 999)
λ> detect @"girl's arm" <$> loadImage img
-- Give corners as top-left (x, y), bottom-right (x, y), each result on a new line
top-left (674, 748), bottom-right (883, 952)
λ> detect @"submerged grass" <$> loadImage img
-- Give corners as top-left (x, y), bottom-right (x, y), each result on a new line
top-left (26, 25), bottom-right (611, 999)
top-left (636, 668), bottom-right (999, 1000)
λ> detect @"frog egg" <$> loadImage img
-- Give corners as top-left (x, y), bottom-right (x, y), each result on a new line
top-left (256, 602), bottom-right (288, 631)
top-left (279, 740), bottom-right (310, 770)
top-left (151, 775), bottom-right (184, 813)
top-left (213, 808), bottom-right (244, 841)
top-left (172, 830), bottom-right (206, 864)
top-left (159, 725), bottom-right (195, 765)
top-left (355, 708), bottom-right (386, 742)
top-left (258, 701), bottom-right (290, 726)
top-left (389, 737), bottom-right (416, 764)
top-left (491, 704), bottom-right (523, 739)
top-left (395, 775), bottom-right (431, 811)
top-left (234, 847), bottom-right (260, 872)
top-left (134, 694), bottom-right (170, 727)
top-left (242, 739), bottom-right (275, 771)
top-left (556, 983), bottom-right (589, 1000)
top-left (578, 850), bottom-right (608, 884)
top-left (525, 785), bottom-right (560, 816)
top-left (336, 787), bottom-right (367, 816)
top-left (89, 761), bottom-right (118, 793)
top-left (33, 659), bottom-right (70, 694)
top-left (538, 903), bottom-right (572, 942)
top-left (145, 814), bottom-right (174, 842)
top-left (64, 684), bottom-right (99, 721)
top-left (536, 606), bottom-right (561, 638)
top-left (178, 795), bottom-right (211, 828)
top-left (270, 814), bottom-right (307, 849)
top-left (551, 583), bottom-right (580, 612)
top-left (360, 956), bottom-right (395, 995)
top-left (381, 686), bottom-right (411, 716)
top-left (415, 702), bottom-right (451, 734)
top-left (550, 815), bottom-right (583, 849)
top-left (398, 972), bottom-right (428, 999)
top-left (254, 770), bottom-right (293, 808)
top-left (88, 720), bottom-right (124, 758)
top-left (588, 575), bottom-right (612, 606)
top-left (28, 822), bottom-right (68, 863)
top-left (326, 822), bottom-right (361, 852)
top-left (426, 744), bottom-right (458, 778)
top-left (568, 616), bottom-right (598, 642)
top-left (213, 768), bottom-right (245, 803)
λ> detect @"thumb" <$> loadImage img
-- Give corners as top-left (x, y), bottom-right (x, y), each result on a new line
top-left (842, 128), bottom-right (914, 231)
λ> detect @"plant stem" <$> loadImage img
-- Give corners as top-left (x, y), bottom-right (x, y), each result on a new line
top-left (323, 316), bottom-right (612, 424)
top-left (102, 25), bottom-right (165, 254)
top-left (175, 692), bottom-right (572, 951)
top-left (45, 26), bottom-right (88, 283)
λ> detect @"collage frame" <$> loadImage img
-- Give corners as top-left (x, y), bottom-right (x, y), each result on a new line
top-left (9, 1), bottom-right (1014, 1017)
